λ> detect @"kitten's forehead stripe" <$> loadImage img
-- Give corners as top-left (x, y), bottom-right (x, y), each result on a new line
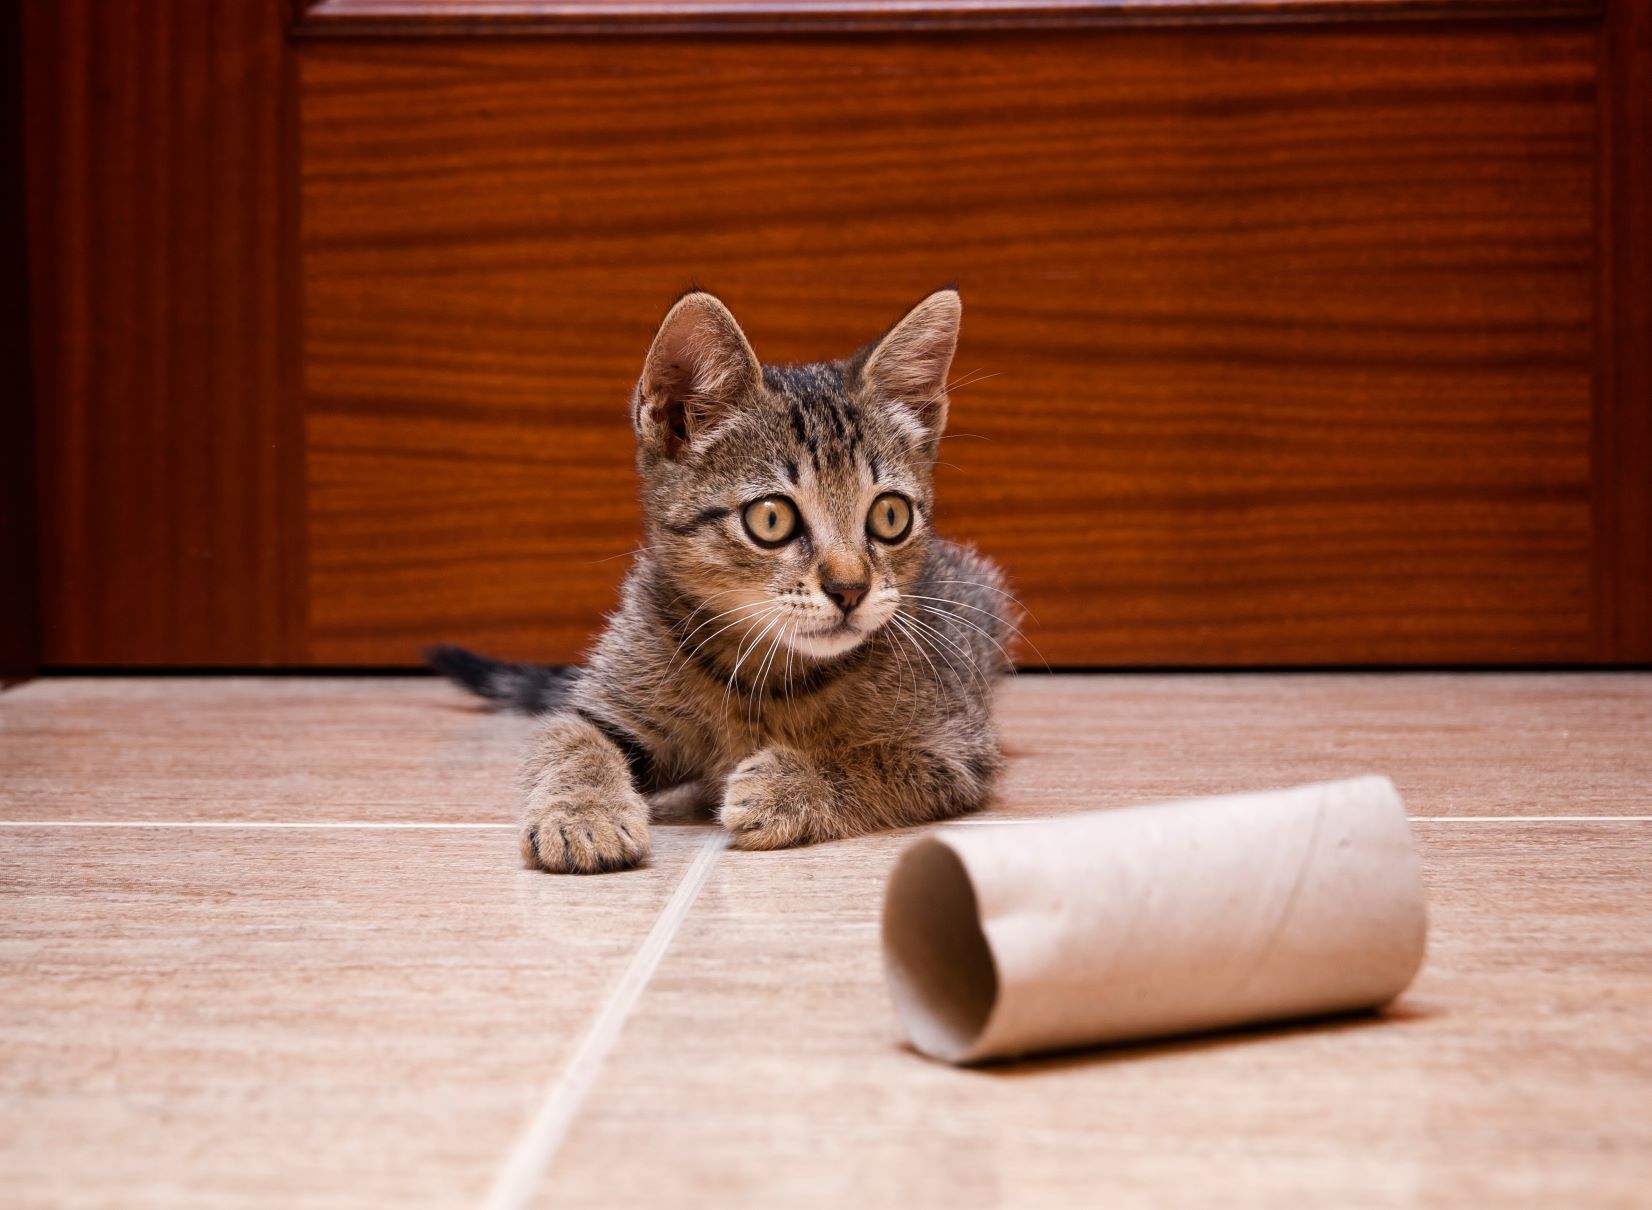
top-left (824, 397), bottom-right (847, 442)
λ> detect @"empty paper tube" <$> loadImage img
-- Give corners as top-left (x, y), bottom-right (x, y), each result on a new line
top-left (882, 775), bottom-right (1427, 1064)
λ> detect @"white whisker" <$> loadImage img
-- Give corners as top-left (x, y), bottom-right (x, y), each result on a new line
top-left (884, 619), bottom-right (923, 744)
top-left (587, 544), bottom-right (651, 565)
top-left (716, 606), bottom-right (770, 720)
top-left (747, 615), bottom-right (791, 731)
top-left (781, 616), bottom-right (797, 714)
top-left (723, 607), bottom-right (785, 725)
top-left (921, 578), bottom-right (1036, 622)
top-left (887, 611), bottom-right (953, 700)
top-left (900, 593), bottom-right (1047, 671)
top-left (897, 606), bottom-right (986, 686)
top-left (887, 611), bottom-right (965, 729)
top-left (666, 597), bottom-right (772, 683)
top-left (654, 586), bottom-right (753, 676)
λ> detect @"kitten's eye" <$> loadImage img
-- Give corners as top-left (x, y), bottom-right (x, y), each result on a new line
top-left (742, 496), bottom-right (800, 548)
top-left (866, 493), bottom-right (913, 543)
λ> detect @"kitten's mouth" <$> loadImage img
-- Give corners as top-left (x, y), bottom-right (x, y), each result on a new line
top-left (787, 616), bottom-right (872, 659)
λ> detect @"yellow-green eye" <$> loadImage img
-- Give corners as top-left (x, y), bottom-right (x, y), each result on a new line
top-left (867, 493), bottom-right (913, 543)
top-left (742, 496), bottom-right (800, 548)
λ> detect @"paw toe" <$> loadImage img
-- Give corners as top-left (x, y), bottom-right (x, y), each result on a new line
top-left (720, 800), bottom-right (804, 851)
top-left (521, 807), bottom-right (648, 874)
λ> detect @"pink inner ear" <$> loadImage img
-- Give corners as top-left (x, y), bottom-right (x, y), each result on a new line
top-left (863, 294), bottom-right (961, 432)
top-left (662, 399), bottom-right (689, 444)
top-left (639, 294), bottom-right (761, 450)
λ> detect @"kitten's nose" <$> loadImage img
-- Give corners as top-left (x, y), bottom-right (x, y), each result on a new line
top-left (822, 580), bottom-right (868, 616)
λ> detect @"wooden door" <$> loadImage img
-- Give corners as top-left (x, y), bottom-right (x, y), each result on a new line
top-left (19, 0), bottom-right (1652, 669)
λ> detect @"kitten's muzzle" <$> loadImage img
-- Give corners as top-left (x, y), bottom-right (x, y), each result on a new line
top-left (822, 579), bottom-right (869, 616)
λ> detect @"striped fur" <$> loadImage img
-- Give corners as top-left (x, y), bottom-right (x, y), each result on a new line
top-left (457, 288), bottom-right (1016, 873)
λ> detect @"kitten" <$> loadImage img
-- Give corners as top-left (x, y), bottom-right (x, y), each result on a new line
top-left (429, 287), bottom-right (1014, 873)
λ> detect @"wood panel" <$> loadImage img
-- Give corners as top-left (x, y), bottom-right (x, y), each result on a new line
top-left (2, 1), bottom-right (36, 680)
top-left (301, 28), bottom-right (1598, 666)
top-left (296, 0), bottom-right (1602, 34)
top-left (1600, 0), bottom-right (1652, 659)
top-left (23, 0), bottom-right (296, 666)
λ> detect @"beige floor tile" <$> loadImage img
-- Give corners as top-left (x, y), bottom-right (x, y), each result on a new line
top-left (993, 672), bottom-right (1652, 818)
top-left (5, 673), bottom-right (1646, 824)
top-left (3, 674), bottom-right (1648, 1208)
top-left (0, 678), bottom-right (537, 822)
top-left (537, 824), bottom-right (1652, 1210)
top-left (0, 824), bottom-right (711, 1210)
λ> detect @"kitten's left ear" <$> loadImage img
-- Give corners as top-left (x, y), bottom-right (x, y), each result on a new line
top-left (855, 287), bottom-right (962, 438)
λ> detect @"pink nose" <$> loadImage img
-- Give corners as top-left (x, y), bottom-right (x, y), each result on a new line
top-left (822, 580), bottom-right (868, 615)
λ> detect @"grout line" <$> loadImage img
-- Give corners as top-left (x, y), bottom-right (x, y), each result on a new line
top-left (477, 829), bottom-right (729, 1210)
top-left (1407, 816), bottom-right (1652, 823)
top-left (947, 815), bottom-right (1652, 825)
top-left (0, 820), bottom-right (516, 829)
top-left (3, 816), bottom-right (1652, 830)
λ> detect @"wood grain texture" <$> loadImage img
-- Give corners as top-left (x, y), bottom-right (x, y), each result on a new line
top-left (540, 824), bottom-right (1652, 1209)
top-left (296, 0), bottom-right (1602, 35)
top-left (23, 0), bottom-right (296, 665)
top-left (2, 1), bottom-right (36, 680)
top-left (988, 671), bottom-right (1652, 819)
top-left (0, 678), bottom-right (537, 822)
top-left (301, 30), bottom-right (1598, 666)
top-left (0, 826), bottom-right (706, 1210)
top-left (1600, 0), bottom-right (1652, 659)
top-left (4, 672), bottom-right (1647, 821)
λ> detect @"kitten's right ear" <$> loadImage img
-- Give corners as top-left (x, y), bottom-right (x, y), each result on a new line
top-left (854, 287), bottom-right (962, 440)
top-left (633, 291), bottom-right (762, 459)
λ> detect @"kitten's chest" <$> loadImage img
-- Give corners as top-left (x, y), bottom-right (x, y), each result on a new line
top-left (653, 679), bottom-right (822, 775)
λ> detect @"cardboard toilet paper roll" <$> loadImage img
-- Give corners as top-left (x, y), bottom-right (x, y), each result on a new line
top-left (882, 775), bottom-right (1427, 1064)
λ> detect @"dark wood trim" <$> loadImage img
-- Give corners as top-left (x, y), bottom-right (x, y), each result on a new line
top-left (2, 0), bottom-right (38, 682)
top-left (294, 0), bottom-right (1600, 36)
top-left (23, 0), bottom-right (296, 665)
top-left (1598, 0), bottom-right (1651, 659)
top-left (278, 13), bottom-right (309, 663)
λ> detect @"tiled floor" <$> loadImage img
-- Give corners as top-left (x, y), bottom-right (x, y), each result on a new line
top-left (2, 674), bottom-right (1649, 1208)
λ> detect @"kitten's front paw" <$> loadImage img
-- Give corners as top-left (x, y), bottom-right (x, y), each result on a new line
top-left (521, 787), bottom-right (650, 874)
top-left (720, 747), bottom-right (832, 850)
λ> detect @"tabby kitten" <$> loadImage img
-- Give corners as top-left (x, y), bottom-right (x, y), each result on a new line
top-left (430, 287), bottom-right (1014, 873)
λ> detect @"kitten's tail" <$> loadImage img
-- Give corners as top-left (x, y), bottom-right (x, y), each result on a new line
top-left (423, 644), bottom-right (578, 715)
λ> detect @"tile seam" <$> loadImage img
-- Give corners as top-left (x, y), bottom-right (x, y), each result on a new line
top-left (476, 828), bottom-right (729, 1210)
top-left (949, 815), bottom-right (1652, 825)
top-left (2, 817), bottom-right (1649, 829)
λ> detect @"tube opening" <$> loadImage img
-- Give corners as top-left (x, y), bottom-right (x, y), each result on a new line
top-left (881, 838), bottom-right (998, 1062)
